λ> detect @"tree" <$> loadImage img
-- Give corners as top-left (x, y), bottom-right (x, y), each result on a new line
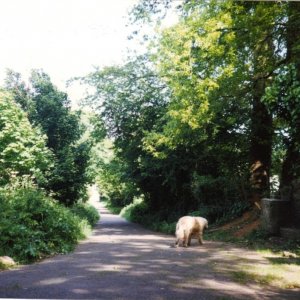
top-left (79, 0), bottom-right (300, 223)
top-left (260, 2), bottom-right (300, 192)
top-left (0, 90), bottom-right (53, 186)
top-left (229, 2), bottom-right (284, 202)
top-left (30, 70), bottom-right (92, 205)
top-left (79, 55), bottom-right (171, 208)
top-left (4, 70), bottom-right (34, 113)
top-left (140, 0), bottom-right (252, 212)
top-left (131, 0), bottom-right (285, 204)
top-left (29, 70), bottom-right (81, 152)
top-left (5, 70), bottom-right (92, 205)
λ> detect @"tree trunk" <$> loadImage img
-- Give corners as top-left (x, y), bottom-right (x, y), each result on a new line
top-left (249, 25), bottom-right (274, 206)
top-left (249, 85), bottom-right (273, 206)
top-left (280, 2), bottom-right (300, 188)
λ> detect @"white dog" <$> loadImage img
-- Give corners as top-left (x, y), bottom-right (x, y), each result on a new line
top-left (175, 216), bottom-right (208, 247)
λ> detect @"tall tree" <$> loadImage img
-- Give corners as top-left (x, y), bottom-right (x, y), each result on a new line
top-left (29, 70), bottom-right (92, 205)
top-left (143, 0), bottom-right (251, 212)
top-left (29, 70), bottom-right (81, 152)
top-left (79, 55), bottom-right (173, 209)
top-left (232, 2), bottom-right (282, 202)
top-left (4, 70), bottom-right (33, 113)
top-left (132, 0), bottom-right (285, 204)
top-left (0, 90), bottom-right (53, 186)
top-left (5, 70), bottom-right (92, 205)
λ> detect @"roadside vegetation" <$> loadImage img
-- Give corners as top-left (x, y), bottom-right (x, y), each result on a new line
top-left (0, 182), bottom-right (98, 263)
top-left (80, 0), bottom-right (300, 241)
top-left (0, 74), bottom-right (99, 266)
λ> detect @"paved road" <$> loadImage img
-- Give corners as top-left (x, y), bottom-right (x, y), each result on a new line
top-left (0, 190), bottom-right (299, 299)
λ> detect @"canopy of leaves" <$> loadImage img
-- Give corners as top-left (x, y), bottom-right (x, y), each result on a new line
top-left (5, 70), bottom-right (92, 205)
top-left (0, 90), bottom-right (53, 186)
top-left (80, 1), bottom-right (300, 226)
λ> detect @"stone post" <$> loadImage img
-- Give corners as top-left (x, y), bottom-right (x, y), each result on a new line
top-left (261, 198), bottom-right (290, 235)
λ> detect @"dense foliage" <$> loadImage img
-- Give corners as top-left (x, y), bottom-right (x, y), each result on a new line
top-left (0, 73), bottom-right (98, 264)
top-left (0, 90), bottom-right (53, 186)
top-left (78, 1), bottom-right (300, 228)
top-left (0, 181), bottom-right (98, 263)
top-left (5, 70), bottom-right (92, 205)
top-left (79, 56), bottom-right (171, 209)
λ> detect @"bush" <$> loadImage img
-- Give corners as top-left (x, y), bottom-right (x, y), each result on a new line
top-left (120, 197), bottom-right (177, 234)
top-left (191, 175), bottom-right (238, 205)
top-left (0, 184), bottom-right (94, 263)
top-left (189, 200), bottom-right (250, 225)
top-left (120, 197), bottom-right (148, 223)
top-left (71, 203), bottom-right (100, 227)
top-left (189, 205), bottom-right (224, 222)
top-left (151, 221), bottom-right (177, 235)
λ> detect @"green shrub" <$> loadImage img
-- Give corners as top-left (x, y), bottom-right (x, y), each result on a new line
top-left (120, 197), bottom-right (148, 223)
top-left (0, 185), bottom-right (93, 263)
top-left (189, 205), bottom-right (224, 221)
top-left (189, 200), bottom-right (250, 225)
top-left (71, 203), bottom-right (100, 227)
top-left (151, 221), bottom-right (177, 235)
top-left (120, 197), bottom-right (176, 234)
top-left (191, 175), bottom-right (243, 207)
